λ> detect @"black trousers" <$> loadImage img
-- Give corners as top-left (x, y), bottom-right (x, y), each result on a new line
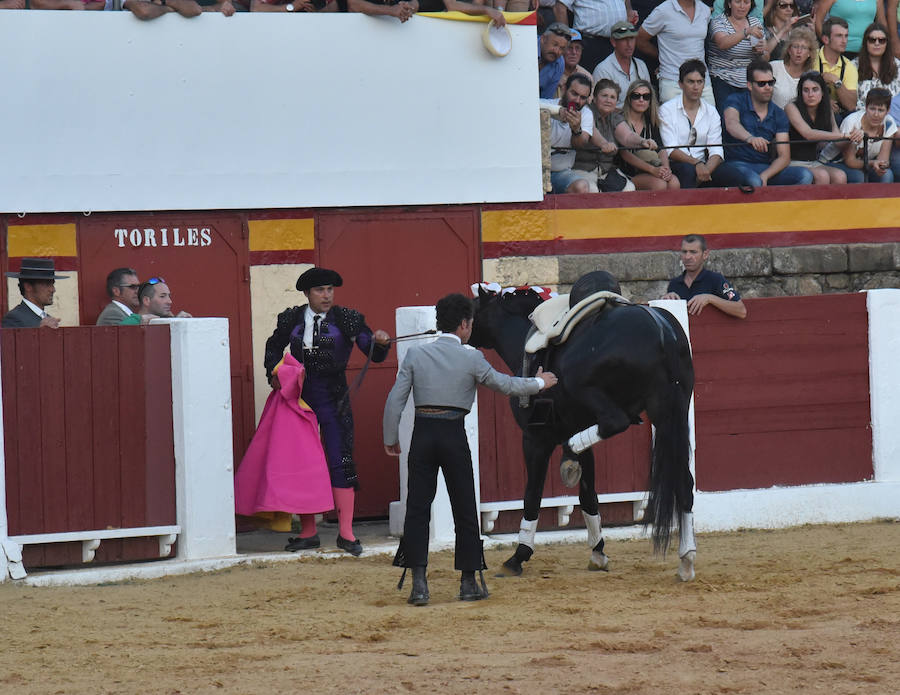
top-left (401, 416), bottom-right (483, 571)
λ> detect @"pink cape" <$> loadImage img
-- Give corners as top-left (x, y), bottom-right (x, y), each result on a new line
top-left (234, 354), bottom-right (334, 516)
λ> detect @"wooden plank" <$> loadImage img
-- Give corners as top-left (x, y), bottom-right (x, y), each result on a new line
top-left (143, 325), bottom-right (176, 526)
top-left (696, 428), bottom-right (874, 491)
top-left (90, 328), bottom-right (123, 562)
top-left (1, 331), bottom-right (20, 534)
top-left (117, 326), bottom-right (148, 530)
top-left (12, 330), bottom-right (44, 537)
top-left (698, 403), bottom-right (871, 435)
top-left (64, 328), bottom-right (96, 531)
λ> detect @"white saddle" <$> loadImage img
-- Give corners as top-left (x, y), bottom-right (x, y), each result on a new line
top-left (524, 290), bottom-right (629, 354)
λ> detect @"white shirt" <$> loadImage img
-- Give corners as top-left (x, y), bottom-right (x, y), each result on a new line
top-left (22, 297), bottom-right (46, 319)
top-left (820, 110), bottom-right (898, 163)
top-left (770, 61), bottom-right (800, 110)
top-left (658, 95), bottom-right (724, 162)
top-left (112, 300), bottom-right (132, 316)
top-left (641, 0), bottom-right (711, 82)
top-left (303, 306), bottom-right (327, 349)
top-left (592, 53), bottom-right (652, 107)
top-left (542, 99), bottom-right (594, 171)
top-left (558, 0), bottom-right (627, 37)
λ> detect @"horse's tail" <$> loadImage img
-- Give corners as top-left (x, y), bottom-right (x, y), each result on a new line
top-left (643, 311), bottom-right (694, 555)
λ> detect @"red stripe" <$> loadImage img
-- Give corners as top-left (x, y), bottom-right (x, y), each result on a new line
top-left (483, 227), bottom-right (900, 257)
top-left (482, 182), bottom-right (900, 212)
top-left (6, 257), bottom-right (78, 272)
top-left (511, 11), bottom-right (537, 25)
top-left (250, 249), bottom-right (315, 266)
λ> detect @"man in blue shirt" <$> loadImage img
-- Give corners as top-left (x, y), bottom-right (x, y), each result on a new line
top-left (539, 23), bottom-right (572, 98)
top-left (716, 59), bottom-right (814, 188)
top-left (662, 234), bottom-right (747, 319)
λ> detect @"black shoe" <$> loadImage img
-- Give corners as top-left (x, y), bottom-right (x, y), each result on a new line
top-left (336, 535), bottom-right (363, 557)
top-left (408, 566), bottom-right (429, 606)
top-left (285, 535), bottom-right (320, 552)
top-left (459, 571), bottom-right (488, 601)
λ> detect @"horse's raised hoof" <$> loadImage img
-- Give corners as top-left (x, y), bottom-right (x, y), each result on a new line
top-left (496, 557), bottom-right (524, 577)
top-left (677, 550), bottom-right (696, 582)
top-left (559, 458), bottom-right (582, 488)
top-left (588, 549), bottom-right (609, 572)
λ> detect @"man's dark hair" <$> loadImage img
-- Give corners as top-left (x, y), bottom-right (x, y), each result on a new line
top-left (747, 58), bottom-right (773, 82)
top-left (679, 59), bottom-right (707, 83)
top-left (566, 73), bottom-right (592, 93)
top-left (823, 16), bottom-right (849, 40)
top-left (106, 267), bottom-right (137, 298)
top-left (138, 282), bottom-right (158, 303)
top-left (683, 234), bottom-right (707, 251)
top-left (435, 293), bottom-right (474, 333)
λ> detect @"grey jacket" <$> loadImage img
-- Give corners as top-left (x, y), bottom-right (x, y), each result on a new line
top-left (96, 302), bottom-right (130, 326)
top-left (383, 335), bottom-right (541, 446)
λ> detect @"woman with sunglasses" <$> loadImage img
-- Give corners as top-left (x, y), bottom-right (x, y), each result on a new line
top-left (707, 0), bottom-right (768, 110)
top-left (819, 87), bottom-right (896, 181)
top-left (784, 72), bottom-right (853, 183)
top-left (853, 23), bottom-right (900, 110)
top-left (763, 0), bottom-right (800, 61)
top-left (771, 26), bottom-right (819, 108)
top-left (619, 80), bottom-right (679, 190)
top-left (814, 0), bottom-right (885, 57)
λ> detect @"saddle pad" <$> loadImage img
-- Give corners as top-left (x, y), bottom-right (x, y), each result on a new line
top-left (525, 290), bottom-right (628, 354)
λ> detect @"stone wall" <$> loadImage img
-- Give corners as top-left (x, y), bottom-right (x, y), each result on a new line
top-left (483, 242), bottom-right (900, 303)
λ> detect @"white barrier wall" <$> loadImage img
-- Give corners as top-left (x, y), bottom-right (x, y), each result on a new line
top-left (0, 13), bottom-right (542, 214)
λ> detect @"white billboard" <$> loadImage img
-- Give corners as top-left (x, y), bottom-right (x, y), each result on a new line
top-left (0, 13), bottom-right (542, 213)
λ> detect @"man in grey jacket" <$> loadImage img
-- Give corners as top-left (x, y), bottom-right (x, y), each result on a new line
top-left (384, 293), bottom-right (558, 606)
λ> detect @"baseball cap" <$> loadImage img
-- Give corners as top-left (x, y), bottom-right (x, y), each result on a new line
top-left (545, 22), bottom-right (573, 40)
top-left (569, 29), bottom-right (583, 42)
top-left (610, 21), bottom-right (639, 39)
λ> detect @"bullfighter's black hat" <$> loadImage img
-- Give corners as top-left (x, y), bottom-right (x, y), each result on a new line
top-left (296, 267), bottom-right (343, 292)
top-left (5, 257), bottom-right (69, 280)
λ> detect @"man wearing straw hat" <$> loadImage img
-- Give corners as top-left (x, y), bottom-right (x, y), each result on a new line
top-left (2, 258), bottom-right (68, 329)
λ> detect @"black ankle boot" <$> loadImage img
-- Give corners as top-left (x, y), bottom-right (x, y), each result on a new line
top-left (408, 566), bottom-right (429, 606)
top-left (459, 570), bottom-right (488, 601)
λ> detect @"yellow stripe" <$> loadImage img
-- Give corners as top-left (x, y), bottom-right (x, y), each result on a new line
top-left (249, 219), bottom-right (314, 252)
top-left (417, 11), bottom-right (534, 23)
top-left (7, 224), bottom-right (77, 257)
top-left (482, 198), bottom-right (900, 243)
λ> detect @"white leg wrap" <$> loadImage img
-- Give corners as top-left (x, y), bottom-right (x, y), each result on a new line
top-left (582, 511), bottom-right (602, 548)
top-left (678, 512), bottom-right (696, 557)
top-left (518, 518), bottom-right (539, 550)
top-left (568, 425), bottom-right (601, 454)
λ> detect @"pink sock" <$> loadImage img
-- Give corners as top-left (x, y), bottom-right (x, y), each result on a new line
top-left (332, 487), bottom-right (356, 541)
top-left (298, 514), bottom-right (318, 538)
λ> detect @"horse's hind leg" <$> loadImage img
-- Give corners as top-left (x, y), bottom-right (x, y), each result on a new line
top-left (677, 511), bottom-right (696, 582)
top-left (499, 433), bottom-right (555, 577)
top-left (576, 448), bottom-right (609, 572)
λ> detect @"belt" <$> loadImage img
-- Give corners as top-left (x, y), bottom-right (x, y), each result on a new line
top-left (415, 406), bottom-right (467, 420)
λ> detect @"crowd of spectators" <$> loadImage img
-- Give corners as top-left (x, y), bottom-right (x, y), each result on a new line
top-left (541, 0), bottom-right (900, 192)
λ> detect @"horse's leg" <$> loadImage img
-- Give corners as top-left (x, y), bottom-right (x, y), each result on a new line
top-left (559, 444), bottom-right (582, 488)
top-left (576, 448), bottom-right (609, 572)
top-left (499, 432), bottom-right (555, 577)
top-left (567, 393), bottom-right (633, 454)
top-left (676, 511), bottom-right (696, 582)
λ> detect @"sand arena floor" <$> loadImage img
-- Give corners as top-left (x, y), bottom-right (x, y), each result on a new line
top-left (2, 520), bottom-right (899, 694)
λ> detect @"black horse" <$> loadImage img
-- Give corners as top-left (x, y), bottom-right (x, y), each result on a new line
top-left (470, 273), bottom-right (697, 581)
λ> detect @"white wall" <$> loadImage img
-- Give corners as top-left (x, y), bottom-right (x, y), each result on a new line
top-left (0, 13), bottom-right (542, 214)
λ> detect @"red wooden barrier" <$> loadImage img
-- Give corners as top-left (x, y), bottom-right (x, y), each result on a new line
top-left (2, 326), bottom-right (176, 569)
top-left (690, 293), bottom-right (873, 490)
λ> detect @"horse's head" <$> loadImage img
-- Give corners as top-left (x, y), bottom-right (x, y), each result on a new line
top-left (469, 284), bottom-right (546, 350)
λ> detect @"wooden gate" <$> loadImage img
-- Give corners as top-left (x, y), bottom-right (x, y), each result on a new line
top-left (77, 213), bottom-right (255, 465)
top-left (2, 326), bottom-right (176, 569)
top-left (691, 294), bottom-right (873, 490)
top-left (316, 208), bottom-right (481, 517)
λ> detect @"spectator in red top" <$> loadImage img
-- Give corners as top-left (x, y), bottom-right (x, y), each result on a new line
top-left (0, 0), bottom-right (26, 8)
top-left (31, 0), bottom-right (104, 8)
top-left (123, 0), bottom-right (203, 19)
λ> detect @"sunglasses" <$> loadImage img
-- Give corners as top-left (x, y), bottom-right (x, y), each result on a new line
top-left (630, 92), bottom-right (652, 101)
top-left (754, 79), bottom-right (777, 87)
top-left (118, 283), bottom-right (140, 291)
top-left (868, 36), bottom-right (888, 45)
top-left (138, 277), bottom-right (165, 297)
top-left (777, 2), bottom-right (794, 7)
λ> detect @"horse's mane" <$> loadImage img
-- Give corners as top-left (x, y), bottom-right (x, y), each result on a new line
top-left (498, 289), bottom-right (543, 317)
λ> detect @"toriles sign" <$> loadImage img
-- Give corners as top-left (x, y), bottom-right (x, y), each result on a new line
top-left (114, 228), bottom-right (213, 248)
